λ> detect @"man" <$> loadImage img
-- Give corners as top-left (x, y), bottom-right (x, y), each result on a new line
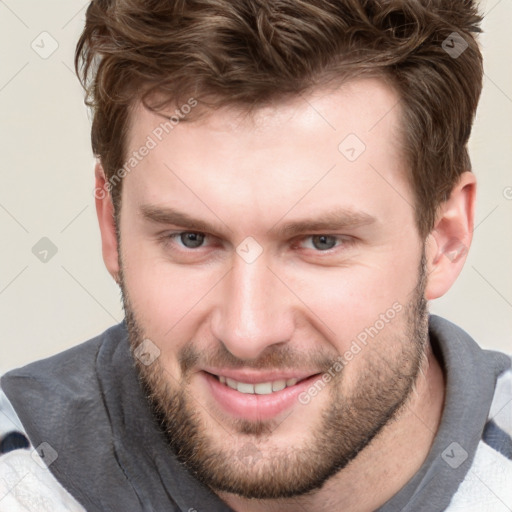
top-left (0, 0), bottom-right (511, 510)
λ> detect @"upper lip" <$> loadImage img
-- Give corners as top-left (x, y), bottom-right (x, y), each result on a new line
top-left (201, 368), bottom-right (321, 384)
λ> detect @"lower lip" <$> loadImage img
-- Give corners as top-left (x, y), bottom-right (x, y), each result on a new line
top-left (202, 371), bottom-right (322, 421)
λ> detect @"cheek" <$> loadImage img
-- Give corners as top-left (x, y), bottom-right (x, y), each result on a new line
top-left (280, 248), bottom-right (420, 347)
top-left (120, 232), bottom-right (224, 343)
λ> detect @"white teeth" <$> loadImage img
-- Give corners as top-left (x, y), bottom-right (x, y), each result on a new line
top-left (272, 380), bottom-right (286, 392)
top-left (254, 382), bottom-right (273, 395)
top-left (237, 382), bottom-right (255, 394)
top-left (226, 377), bottom-right (238, 390)
top-left (216, 375), bottom-right (302, 394)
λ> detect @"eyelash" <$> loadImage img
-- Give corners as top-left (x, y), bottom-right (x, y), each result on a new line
top-left (160, 231), bottom-right (354, 254)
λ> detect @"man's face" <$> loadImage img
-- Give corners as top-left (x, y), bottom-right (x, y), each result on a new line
top-left (117, 78), bottom-right (429, 498)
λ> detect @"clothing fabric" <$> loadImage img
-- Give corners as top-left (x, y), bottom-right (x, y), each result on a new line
top-left (0, 315), bottom-right (511, 512)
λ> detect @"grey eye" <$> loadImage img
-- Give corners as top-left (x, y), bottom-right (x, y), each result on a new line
top-left (311, 235), bottom-right (337, 251)
top-left (180, 232), bottom-right (205, 249)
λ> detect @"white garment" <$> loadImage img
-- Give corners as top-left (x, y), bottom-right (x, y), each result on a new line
top-left (0, 449), bottom-right (85, 512)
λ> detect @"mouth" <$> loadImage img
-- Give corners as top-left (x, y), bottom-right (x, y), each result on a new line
top-left (208, 372), bottom-right (312, 395)
top-left (201, 370), bottom-right (323, 421)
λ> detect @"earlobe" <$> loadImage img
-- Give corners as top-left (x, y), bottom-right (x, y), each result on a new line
top-left (94, 162), bottom-right (120, 284)
top-left (424, 172), bottom-right (476, 300)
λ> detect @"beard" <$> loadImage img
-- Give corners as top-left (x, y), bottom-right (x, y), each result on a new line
top-left (119, 250), bottom-right (429, 500)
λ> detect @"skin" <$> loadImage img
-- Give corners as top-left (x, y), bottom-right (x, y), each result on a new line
top-left (95, 77), bottom-right (476, 511)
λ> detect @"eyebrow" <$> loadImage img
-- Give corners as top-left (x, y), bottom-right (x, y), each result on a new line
top-left (140, 204), bottom-right (376, 238)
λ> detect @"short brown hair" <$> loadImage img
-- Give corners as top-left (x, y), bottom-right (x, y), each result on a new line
top-left (75, 0), bottom-right (484, 237)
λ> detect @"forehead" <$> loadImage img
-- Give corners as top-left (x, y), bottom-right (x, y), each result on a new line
top-left (122, 77), bottom-right (412, 235)
top-left (127, 77), bottom-right (402, 153)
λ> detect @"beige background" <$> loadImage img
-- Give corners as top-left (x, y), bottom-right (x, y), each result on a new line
top-left (0, 0), bottom-right (511, 372)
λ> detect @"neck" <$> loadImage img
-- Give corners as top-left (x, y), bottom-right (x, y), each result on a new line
top-left (217, 340), bottom-right (446, 512)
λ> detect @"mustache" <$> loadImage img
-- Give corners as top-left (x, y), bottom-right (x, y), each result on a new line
top-left (175, 339), bottom-right (339, 376)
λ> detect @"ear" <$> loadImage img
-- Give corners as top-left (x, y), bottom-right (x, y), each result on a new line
top-left (424, 171), bottom-right (476, 300)
top-left (94, 161), bottom-right (120, 283)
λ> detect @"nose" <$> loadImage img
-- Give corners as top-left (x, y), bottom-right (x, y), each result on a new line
top-left (211, 253), bottom-right (295, 361)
